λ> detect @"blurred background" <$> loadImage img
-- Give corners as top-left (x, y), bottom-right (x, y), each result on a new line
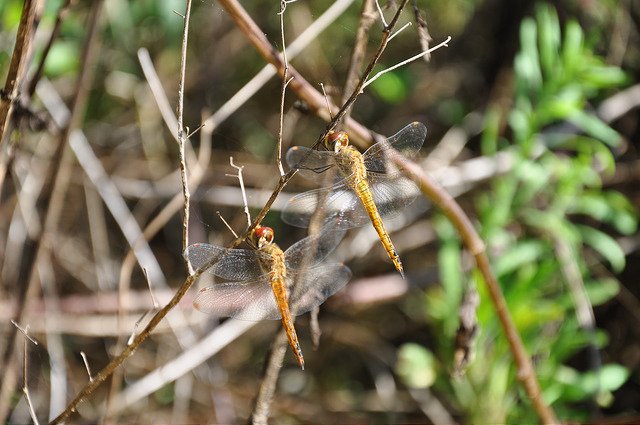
top-left (0, 0), bottom-right (639, 423)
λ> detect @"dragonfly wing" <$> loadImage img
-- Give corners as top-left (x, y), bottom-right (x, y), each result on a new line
top-left (185, 243), bottom-right (266, 281)
top-left (193, 279), bottom-right (282, 320)
top-left (282, 182), bottom-right (363, 229)
top-left (363, 122), bottom-right (427, 173)
top-left (286, 146), bottom-right (336, 179)
top-left (366, 172), bottom-right (422, 219)
top-left (288, 264), bottom-right (352, 315)
top-left (284, 222), bottom-right (346, 270)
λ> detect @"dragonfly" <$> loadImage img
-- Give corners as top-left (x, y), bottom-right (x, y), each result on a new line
top-left (185, 224), bottom-right (350, 370)
top-left (282, 122), bottom-right (427, 277)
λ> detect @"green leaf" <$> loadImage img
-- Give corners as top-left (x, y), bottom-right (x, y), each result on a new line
top-left (395, 343), bottom-right (436, 389)
top-left (583, 278), bottom-right (619, 306)
top-left (561, 21), bottom-right (584, 76)
top-left (576, 225), bottom-right (626, 272)
top-left (44, 41), bottom-right (80, 76)
top-left (582, 66), bottom-right (627, 89)
top-left (597, 364), bottom-right (629, 391)
top-left (536, 4), bottom-right (560, 78)
top-left (567, 109), bottom-right (621, 147)
top-left (516, 18), bottom-right (542, 93)
top-left (493, 240), bottom-right (546, 277)
top-left (371, 71), bottom-right (408, 104)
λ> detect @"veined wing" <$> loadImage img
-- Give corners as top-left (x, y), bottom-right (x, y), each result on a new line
top-left (193, 264), bottom-right (351, 320)
top-left (364, 122), bottom-right (427, 173)
top-left (288, 264), bottom-right (352, 315)
top-left (193, 279), bottom-right (279, 320)
top-left (281, 182), bottom-right (359, 229)
top-left (184, 243), bottom-right (268, 281)
top-left (282, 173), bottom-right (420, 229)
top-left (286, 146), bottom-right (336, 178)
top-left (284, 223), bottom-right (346, 271)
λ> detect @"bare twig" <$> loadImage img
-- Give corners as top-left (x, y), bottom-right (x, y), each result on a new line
top-left (341, 0), bottom-right (374, 123)
top-left (177, 0), bottom-right (193, 259)
top-left (202, 0), bottom-right (355, 131)
top-left (216, 211), bottom-right (240, 239)
top-left (19, 326), bottom-right (40, 425)
top-left (374, 0), bottom-right (389, 27)
top-left (0, 0), bottom-right (40, 145)
top-left (412, 0), bottom-right (432, 62)
top-left (362, 36), bottom-right (451, 89)
top-left (80, 351), bottom-right (94, 382)
top-left (26, 0), bottom-right (77, 97)
top-left (219, 0), bottom-right (412, 249)
top-left (0, 3), bottom-right (104, 421)
top-left (251, 330), bottom-right (289, 425)
top-left (392, 153), bottom-right (558, 424)
top-left (227, 157), bottom-right (252, 228)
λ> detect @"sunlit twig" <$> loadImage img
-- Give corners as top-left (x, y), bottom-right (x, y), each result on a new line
top-left (362, 35), bottom-right (451, 89)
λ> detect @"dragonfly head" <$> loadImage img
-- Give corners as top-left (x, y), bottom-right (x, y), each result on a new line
top-left (325, 130), bottom-right (349, 153)
top-left (253, 225), bottom-right (274, 248)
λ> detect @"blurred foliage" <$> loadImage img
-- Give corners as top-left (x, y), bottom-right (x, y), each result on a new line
top-left (399, 4), bottom-right (636, 423)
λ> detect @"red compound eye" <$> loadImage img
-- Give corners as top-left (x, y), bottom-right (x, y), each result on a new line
top-left (255, 226), bottom-right (274, 245)
top-left (326, 131), bottom-right (349, 151)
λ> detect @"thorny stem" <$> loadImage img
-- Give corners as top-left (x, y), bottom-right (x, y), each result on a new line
top-left (177, 0), bottom-right (193, 260)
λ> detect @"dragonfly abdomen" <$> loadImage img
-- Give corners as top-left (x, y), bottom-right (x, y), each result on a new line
top-left (270, 274), bottom-right (305, 370)
top-left (354, 178), bottom-right (405, 277)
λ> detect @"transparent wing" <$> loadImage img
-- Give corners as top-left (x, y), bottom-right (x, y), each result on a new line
top-left (286, 146), bottom-right (337, 179)
top-left (365, 171), bottom-right (421, 218)
top-left (288, 264), bottom-right (352, 315)
top-left (282, 173), bottom-right (420, 229)
top-left (281, 182), bottom-right (360, 229)
top-left (194, 264), bottom-right (352, 320)
top-left (184, 243), bottom-right (268, 281)
top-left (363, 122), bottom-right (427, 173)
top-left (284, 223), bottom-right (346, 270)
top-left (193, 279), bottom-right (280, 320)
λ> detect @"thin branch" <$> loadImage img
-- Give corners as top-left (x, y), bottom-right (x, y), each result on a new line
top-left (217, 211), bottom-right (240, 239)
top-left (80, 351), bottom-right (94, 382)
top-left (277, 74), bottom-right (294, 177)
top-left (250, 330), bottom-right (289, 425)
top-left (392, 152), bottom-right (558, 424)
top-left (219, 0), bottom-right (412, 249)
top-left (202, 0), bottom-right (355, 131)
top-left (388, 21), bottom-right (412, 41)
top-left (320, 83), bottom-right (334, 120)
top-left (411, 0), bottom-right (432, 62)
top-left (20, 327), bottom-right (40, 425)
top-left (374, 0), bottom-right (389, 27)
top-left (26, 0), bottom-right (77, 97)
top-left (0, 3), bottom-right (104, 421)
top-left (227, 157), bottom-right (252, 229)
top-left (0, 0), bottom-right (40, 145)
top-left (276, 1), bottom-right (292, 177)
top-left (177, 0), bottom-right (193, 261)
top-left (340, 0), bottom-right (375, 123)
top-left (362, 35), bottom-right (451, 89)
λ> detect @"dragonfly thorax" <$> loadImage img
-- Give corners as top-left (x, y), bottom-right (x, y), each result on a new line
top-left (325, 130), bottom-right (349, 153)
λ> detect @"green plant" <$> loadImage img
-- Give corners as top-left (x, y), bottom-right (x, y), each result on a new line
top-left (397, 4), bottom-right (635, 423)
